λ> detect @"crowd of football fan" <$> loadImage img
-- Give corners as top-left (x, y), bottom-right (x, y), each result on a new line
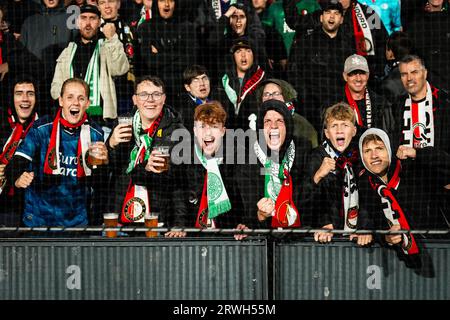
top-left (0, 0), bottom-right (449, 268)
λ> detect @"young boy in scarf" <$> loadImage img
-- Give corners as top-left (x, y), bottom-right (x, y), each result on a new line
top-left (358, 128), bottom-right (450, 272)
top-left (106, 75), bottom-right (187, 237)
top-left (0, 78), bottom-right (39, 227)
top-left (238, 99), bottom-right (312, 229)
top-left (305, 102), bottom-right (371, 246)
top-left (5, 78), bottom-right (107, 227)
top-left (186, 101), bottom-right (250, 240)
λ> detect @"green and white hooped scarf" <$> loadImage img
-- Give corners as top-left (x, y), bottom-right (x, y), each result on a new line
top-left (69, 40), bottom-right (103, 117)
top-left (254, 140), bottom-right (301, 228)
top-left (194, 144), bottom-right (231, 219)
top-left (254, 141), bottom-right (295, 202)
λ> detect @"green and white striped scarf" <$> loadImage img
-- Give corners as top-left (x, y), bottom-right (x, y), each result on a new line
top-left (194, 144), bottom-right (231, 219)
top-left (69, 40), bottom-right (103, 116)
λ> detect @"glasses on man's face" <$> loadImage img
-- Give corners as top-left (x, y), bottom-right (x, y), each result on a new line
top-left (136, 91), bottom-right (165, 101)
top-left (262, 91), bottom-right (282, 99)
top-left (191, 75), bottom-right (210, 85)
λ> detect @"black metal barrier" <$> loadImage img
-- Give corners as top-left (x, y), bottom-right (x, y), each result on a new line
top-left (0, 236), bottom-right (449, 300)
top-left (274, 239), bottom-right (450, 300)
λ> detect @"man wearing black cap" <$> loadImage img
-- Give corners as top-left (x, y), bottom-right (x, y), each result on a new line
top-left (288, 0), bottom-right (353, 133)
top-left (221, 37), bottom-right (266, 131)
top-left (51, 4), bottom-right (129, 136)
top-left (236, 99), bottom-right (312, 229)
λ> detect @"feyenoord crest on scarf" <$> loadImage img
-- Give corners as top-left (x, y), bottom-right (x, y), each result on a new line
top-left (254, 140), bottom-right (301, 228)
top-left (351, 3), bottom-right (375, 56)
top-left (402, 82), bottom-right (437, 149)
top-left (120, 111), bottom-right (163, 224)
top-left (323, 140), bottom-right (359, 232)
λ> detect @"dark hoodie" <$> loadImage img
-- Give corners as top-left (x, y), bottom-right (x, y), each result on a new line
top-left (358, 128), bottom-right (450, 275)
top-left (181, 129), bottom-right (251, 230)
top-left (358, 128), bottom-right (450, 233)
top-left (236, 99), bottom-right (312, 229)
top-left (222, 40), bottom-right (266, 131)
top-left (106, 105), bottom-right (188, 229)
top-left (204, 1), bottom-right (267, 81)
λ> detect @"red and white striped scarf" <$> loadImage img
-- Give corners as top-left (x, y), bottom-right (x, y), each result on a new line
top-left (402, 82), bottom-right (437, 149)
top-left (44, 109), bottom-right (91, 178)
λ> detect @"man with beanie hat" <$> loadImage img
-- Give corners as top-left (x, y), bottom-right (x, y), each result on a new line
top-left (237, 99), bottom-right (312, 229)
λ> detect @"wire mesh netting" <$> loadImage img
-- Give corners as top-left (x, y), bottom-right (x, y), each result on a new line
top-left (0, 0), bottom-right (449, 280)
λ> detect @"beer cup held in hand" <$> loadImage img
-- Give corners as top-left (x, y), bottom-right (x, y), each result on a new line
top-left (155, 146), bottom-right (170, 172)
top-left (144, 213), bottom-right (159, 238)
top-left (118, 116), bottom-right (133, 142)
top-left (103, 213), bottom-right (119, 238)
top-left (88, 143), bottom-right (107, 167)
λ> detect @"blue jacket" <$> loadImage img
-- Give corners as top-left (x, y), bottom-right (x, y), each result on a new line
top-left (14, 115), bottom-right (104, 227)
